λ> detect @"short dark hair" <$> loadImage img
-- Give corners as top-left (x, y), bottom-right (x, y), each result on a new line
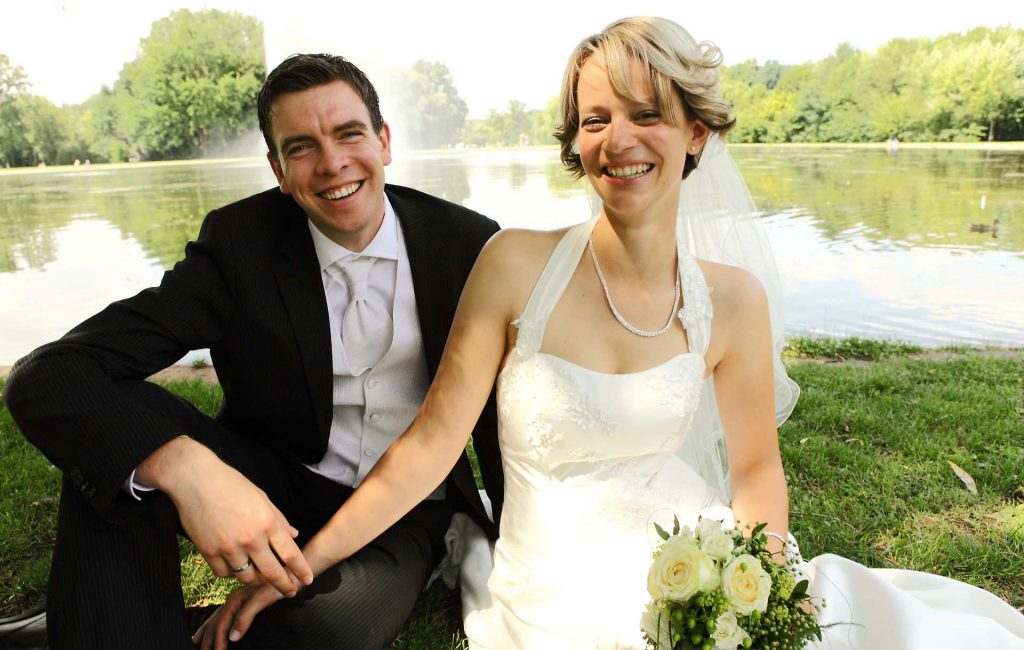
top-left (257, 54), bottom-right (384, 159)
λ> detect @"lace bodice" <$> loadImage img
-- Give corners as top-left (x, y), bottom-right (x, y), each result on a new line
top-left (498, 216), bottom-right (712, 480)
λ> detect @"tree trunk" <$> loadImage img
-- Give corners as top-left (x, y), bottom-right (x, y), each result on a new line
top-left (988, 118), bottom-right (995, 142)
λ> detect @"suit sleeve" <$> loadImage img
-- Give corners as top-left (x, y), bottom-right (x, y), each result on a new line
top-left (1, 208), bottom-right (238, 519)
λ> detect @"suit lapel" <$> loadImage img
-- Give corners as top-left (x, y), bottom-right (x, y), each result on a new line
top-left (273, 204), bottom-right (333, 448)
top-left (388, 186), bottom-right (454, 379)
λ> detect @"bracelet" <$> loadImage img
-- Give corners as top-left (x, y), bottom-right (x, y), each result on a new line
top-left (764, 531), bottom-right (789, 555)
top-left (764, 531), bottom-right (787, 544)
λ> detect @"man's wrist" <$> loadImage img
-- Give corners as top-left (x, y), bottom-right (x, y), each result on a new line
top-left (135, 435), bottom-right (217, 496)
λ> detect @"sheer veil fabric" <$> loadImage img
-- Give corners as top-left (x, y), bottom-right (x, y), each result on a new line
top-left (589, 133), bottom-right (800, 502)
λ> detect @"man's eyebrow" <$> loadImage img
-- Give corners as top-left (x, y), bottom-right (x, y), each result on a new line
top-left (334, 120), bottom-right (369, 134)
top-left (279, 134), bottom-right (314, 153)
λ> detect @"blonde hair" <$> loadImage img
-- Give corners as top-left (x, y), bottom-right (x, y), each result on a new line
top-left (555, 17), bottom-right (735, 179)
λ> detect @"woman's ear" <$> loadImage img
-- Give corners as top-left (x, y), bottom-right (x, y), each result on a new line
top-left (688, 121), bottom-right (711, 154)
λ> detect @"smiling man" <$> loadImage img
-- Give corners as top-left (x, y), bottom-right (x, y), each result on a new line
top-left (2, 54), bottom-right (503, 650)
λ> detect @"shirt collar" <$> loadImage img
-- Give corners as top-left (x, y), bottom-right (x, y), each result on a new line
top-left (307, 194), bottom-right (399, 271)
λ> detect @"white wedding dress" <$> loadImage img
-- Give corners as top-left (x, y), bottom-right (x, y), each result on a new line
top-left (448, 217), bottom-right (1024, 650)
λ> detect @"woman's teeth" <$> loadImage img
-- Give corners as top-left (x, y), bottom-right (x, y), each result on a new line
top-left (606, 164), bottom-right (653, 179)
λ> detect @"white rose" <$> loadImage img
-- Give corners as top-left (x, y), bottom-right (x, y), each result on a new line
top-left (696, 517), bottom-right (724, 539)
top-left (700, 528), bottom-right (735, 561)
top-left (640, 602), bottom-right (674, 649)
top-left (721, 554), bottom-right (772, 614)
top-left (711, 610), bottom-right (750, 649)
top-left (647, 536), bottom-right (719, 601)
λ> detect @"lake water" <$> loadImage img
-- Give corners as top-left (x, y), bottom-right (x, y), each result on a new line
top-left (1, 146), bottom-right (1021, 365)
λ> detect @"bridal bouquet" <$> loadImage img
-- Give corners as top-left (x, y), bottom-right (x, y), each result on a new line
top-left (642, 518), bottom-right (822, 650)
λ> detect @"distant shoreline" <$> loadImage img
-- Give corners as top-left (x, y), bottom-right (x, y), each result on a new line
top-left (2, 141), bottom-right (1023, 174)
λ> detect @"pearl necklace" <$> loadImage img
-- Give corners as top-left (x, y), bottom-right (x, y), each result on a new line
top-left (588, 237), bottom-right (681, 338)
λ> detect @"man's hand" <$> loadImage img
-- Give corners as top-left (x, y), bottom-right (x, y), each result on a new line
top-left (136, 437), bottom-right (314, 595)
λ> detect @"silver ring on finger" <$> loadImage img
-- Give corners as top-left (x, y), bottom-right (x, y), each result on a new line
top-left (231, 559), bottom-right (252, 573)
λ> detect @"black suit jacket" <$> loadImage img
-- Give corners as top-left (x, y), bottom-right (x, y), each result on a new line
top-left (3, 183), bottom-right (503, 537)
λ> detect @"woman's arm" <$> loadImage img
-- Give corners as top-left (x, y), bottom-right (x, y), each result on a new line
top-left (710, 267), bottom-right (789, 554)
top-left (303, 231), bottom-right (528, 571)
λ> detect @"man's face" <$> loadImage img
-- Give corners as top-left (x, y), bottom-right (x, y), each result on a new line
top-left (267, 80), bottom-right (392, 252)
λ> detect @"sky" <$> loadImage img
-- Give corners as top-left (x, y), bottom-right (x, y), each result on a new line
top-left (3, 0), bottom-right (1023, 117)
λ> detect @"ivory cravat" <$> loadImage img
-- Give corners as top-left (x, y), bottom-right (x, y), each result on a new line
top-left (334, 256), bottom-right (393, 375)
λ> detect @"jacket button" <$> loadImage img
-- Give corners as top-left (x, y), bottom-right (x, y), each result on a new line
top-left (369, 413), bottom-right (381, 423)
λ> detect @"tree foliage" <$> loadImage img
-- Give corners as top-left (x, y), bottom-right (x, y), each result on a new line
top-left (395, 60), bottom-right (468, 149)
top-left (723, 27), bottom-right (1024, 143)
top-left (1, 10), bottom-right (265, 166)
top-left (108, 9), bottom-right (265, 160)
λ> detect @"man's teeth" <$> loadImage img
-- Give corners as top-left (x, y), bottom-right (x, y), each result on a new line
top-left (606, 164), bottom-right (653, 179)
top-left (321, 182), bottom-right (361, 200)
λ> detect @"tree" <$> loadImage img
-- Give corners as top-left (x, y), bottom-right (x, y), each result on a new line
top-left (107, 9), bottom-right (265, 160)
top-left (394, 60), bottom-right (468, 149)
top-left (0, 54), bottom-right (28, 101)
top-left (0, 54), bottom-right (31, 166)
top-left (19, 95), bottom-right (66, 164)
top-left (930, 29), bottom-right (1024, 141)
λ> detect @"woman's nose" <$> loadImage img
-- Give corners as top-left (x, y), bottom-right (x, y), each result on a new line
top-left (604, 118), bottom-right (638, 153)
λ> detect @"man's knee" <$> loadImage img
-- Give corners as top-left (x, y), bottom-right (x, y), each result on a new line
top-left (241, 540), bottom-right (432, 649)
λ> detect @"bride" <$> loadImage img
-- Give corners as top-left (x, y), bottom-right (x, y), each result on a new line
top-left (199, 17), bottom-right (1024, 650)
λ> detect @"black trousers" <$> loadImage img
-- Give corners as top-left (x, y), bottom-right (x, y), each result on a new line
top-left (45, 381), bottom-right (453, 650)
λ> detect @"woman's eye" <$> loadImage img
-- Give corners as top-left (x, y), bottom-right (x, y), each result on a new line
top-left (581, 117), bottom-right (606, 130)
top-left (636, 110), bottom-right (660, 123)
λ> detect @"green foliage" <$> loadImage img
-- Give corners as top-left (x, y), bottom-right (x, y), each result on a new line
top-left (723, 27), bottom-right (1024, 143)
top-left (108, 9), bottom-right (265, 160)
top-left (463, 97), bottom-right (559, 148)
top-left (0, 9), bottom-right (266, 167)
top-left (396, 61), bottom-right (469, 149)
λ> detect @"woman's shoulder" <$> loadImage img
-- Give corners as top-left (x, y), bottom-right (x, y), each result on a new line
top-left (476, 227), bottom-right (572, 278)
top-left (694, 259), bottom-right (768, 317)
top-left (469, 226), bottom-right (577, 320)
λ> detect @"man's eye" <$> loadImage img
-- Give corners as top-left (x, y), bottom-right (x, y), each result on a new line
top-left (286, 144), bottom-right (309, 156)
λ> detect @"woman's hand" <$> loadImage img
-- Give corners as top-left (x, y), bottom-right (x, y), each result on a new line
top-left (191, 582), bottom-right (286, 650)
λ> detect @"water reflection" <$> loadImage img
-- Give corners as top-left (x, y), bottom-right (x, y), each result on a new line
top-left (0, 147), bottom-right (1021, 364)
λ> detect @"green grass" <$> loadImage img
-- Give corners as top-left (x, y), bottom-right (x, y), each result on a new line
top-left (784, 336), bottom-right (924, 361)
top-left (1, 344), bottom-right (1022, 644)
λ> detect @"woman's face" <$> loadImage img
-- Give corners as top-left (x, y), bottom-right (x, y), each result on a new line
top-left (576, 53), bottom-right (707, 222)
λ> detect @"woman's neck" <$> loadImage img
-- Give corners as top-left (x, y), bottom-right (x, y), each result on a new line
top-left (593, 209), bottom-right (679, 282)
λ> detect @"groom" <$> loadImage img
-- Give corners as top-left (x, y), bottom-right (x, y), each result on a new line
top-left (2, 54), bottom-right (503, 649)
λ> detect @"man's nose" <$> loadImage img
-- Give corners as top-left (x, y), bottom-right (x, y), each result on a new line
top-left (316, 143), bottom-right (348, 176)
